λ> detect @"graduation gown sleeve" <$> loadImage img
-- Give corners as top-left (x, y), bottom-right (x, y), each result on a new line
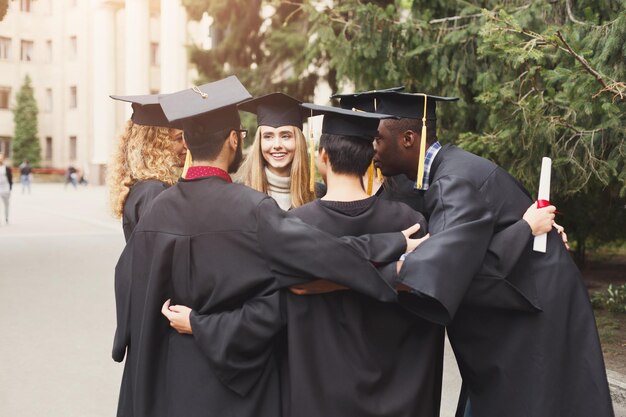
top-left (398, 176), bottom-right (495, 325)
top-left (461, 219), bottom-right (542, 312)
top-left (256, 198), bottom-right (402, 300)
top-left (189, 291), bottom-right (285, 397)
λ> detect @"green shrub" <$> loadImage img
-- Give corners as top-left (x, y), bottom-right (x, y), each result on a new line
top-left (592, 284), bottom-right (626, 313)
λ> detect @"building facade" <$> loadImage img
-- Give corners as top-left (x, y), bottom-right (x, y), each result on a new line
top-left (0, 0), bottom-right (195, 184)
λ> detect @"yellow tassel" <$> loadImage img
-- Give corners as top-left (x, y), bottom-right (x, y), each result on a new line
top-left (366, 162), bottom-right (374, 195)
top-left (377, 167), bottom-right (383, 182)
top-left (416, 94), bottom-right (428, 189)
top-left (309, 119), bottom-right (315, 193)
top-left (182, 149), bottom-right (192, 179)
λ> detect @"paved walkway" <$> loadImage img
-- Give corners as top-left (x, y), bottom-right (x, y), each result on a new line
top-left (0, 183), bottom-right (622, 416)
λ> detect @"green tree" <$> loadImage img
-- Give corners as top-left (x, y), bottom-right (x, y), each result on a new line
top-left (182, 0), bottom-right (318, 99)
top-left (12, 75), bottom-right (41, 166)
top-left (184, 0), bottom-right (626, 263)
top-left (303, 0), bottom-right (625, 264)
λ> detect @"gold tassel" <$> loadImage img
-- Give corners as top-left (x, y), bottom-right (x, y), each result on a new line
top-left (309, 116), bottom-right (315, 193)
top-left (182, 149), bottom-right (192, 179)
top-left (376, 167), bottom-right (383, 182)
top-left (366, 162), bottom-right (374, 195)
top-left (416, 94), bottom-right (428, 189)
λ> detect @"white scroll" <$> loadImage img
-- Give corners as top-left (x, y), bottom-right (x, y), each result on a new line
top-left (533, 157), bottom-right (552, 253)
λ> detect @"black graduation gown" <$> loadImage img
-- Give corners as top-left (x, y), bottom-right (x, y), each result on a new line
top-left (282, 197), bottom-right (444, 417)
top-left (377, 174), bottom-right (426, 214)
top-left (397, 145), bottom-right (613, 417)
top-left (113, 176), bottom-right (407, 417)
top-left (122, 180), bottom-right (168, 241)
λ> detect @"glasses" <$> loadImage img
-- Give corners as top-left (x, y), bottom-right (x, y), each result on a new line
top-left (235, 129), bottom-right (247, 140)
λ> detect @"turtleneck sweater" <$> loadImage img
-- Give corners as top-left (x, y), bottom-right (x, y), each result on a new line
top-left (265, 167), bottom-right (292, 210)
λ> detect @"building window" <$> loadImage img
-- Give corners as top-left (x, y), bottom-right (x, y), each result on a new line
top-left (45, 88), bottom-right (52, 112)
top-left (69, 36), bottom-right (77, 60)
top-left (0, 137), bottom-right (10, 158)
top-left (0, 37), bottom-right (10, 60)
top-left (69, 86), bottom-right (77, 109)
top-left (69, 136), bottom-right (77, 160)
top-left (46, 40), bottom-right (52, 62)
top-left (21, 40), bottom-right (34, 62)
top-left (45, 137), bottom-right (53, 160)
top-left (0, 87), bottom-right (10, 109)
top-left (150, 42), bottom-right (160, 67)
top-left (20, 0), bottom-right (32, 12)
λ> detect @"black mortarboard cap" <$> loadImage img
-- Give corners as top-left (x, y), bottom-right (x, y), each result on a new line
top-left (375, 92), bottom-right (459, 120)
top-left (301, 103), bottom-right (397, 140)
top-left (238, 93), bottom-right (307, 130)
top-left (110, 94), bottom-right (172, 128)
top-left (331, 86), bottom-right (405, 112)
top-left (158, 76), bottom-right (252, 135)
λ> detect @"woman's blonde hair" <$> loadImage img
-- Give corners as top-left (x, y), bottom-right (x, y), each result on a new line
top-left (107, 121), bottom-right (182, 218)
top-left (235, 125), bottom-right (314, 208)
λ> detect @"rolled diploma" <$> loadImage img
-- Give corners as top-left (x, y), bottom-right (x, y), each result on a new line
top-left (533, 157), bottom-right (552, 253)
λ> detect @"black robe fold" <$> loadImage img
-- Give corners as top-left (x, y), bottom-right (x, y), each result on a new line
top-left (113, 176), bottom-right (406, 417)
top-left (392, 145), bottom-right (613, 417)
top-left (282, 197), bottom-right (444, 417)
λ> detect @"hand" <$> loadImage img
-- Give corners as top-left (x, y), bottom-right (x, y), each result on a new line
top-left (290, 280), bottom-right (349, 295)
top-left (553, 222), bottom-right (570, 250)
top-left (401, 222), bottom-right (429, 253)
top-left (161, 299), bottom-right (193, 334)
top-left (405, 232), bottom-right (430, 253)
top-left (523, 203), bottom-right (556, 236)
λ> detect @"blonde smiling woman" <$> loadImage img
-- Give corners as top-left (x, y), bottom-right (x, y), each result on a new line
top-left (236, 93), bottom-right (316, 210)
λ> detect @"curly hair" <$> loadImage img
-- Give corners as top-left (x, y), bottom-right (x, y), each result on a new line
top-left (107, 121), bottom-right (182, 218)
top-left (235, 126), bottom-right (315, 208)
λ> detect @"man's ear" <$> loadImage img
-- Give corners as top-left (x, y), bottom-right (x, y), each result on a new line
top-left (228, 130), bottom-right (239, 150)
top-left (319, 148), bottom-right (329, 164)
top-left (402, 130), bottom-right (416, 148)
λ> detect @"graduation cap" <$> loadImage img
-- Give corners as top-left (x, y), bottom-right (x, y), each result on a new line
top-left (158, 76), bottom-right (252, 177)
top-left (374, 92), bottom-right (459, 121)
top-left (302, 104), bottom-right (398, 195)
top-left (159, 76), bottom-right (252, 134)
top-left (301, 103), bottom-right (397, 140)
top-left (110, 94), bottom-right (172, 128)
top-left (330, 86), bottom-right (405, 112)
top-left (238, 93), bottom-right (307, 130)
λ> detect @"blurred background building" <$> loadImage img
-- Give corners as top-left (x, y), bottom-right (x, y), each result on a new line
top-left (0, 0), bottom-right (206, 184)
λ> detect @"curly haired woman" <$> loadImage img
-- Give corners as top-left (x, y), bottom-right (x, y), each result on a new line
top-left (108, 95), bottom-right (186, 241)
top-left (236, 93), bottom-right (317, 210)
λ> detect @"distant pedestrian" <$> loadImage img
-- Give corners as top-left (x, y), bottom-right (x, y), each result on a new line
top-left (65, 166), bottom-right (78, 190)
top-left (0, 153), bottom-right (12, 225)
top-left (19, 160), bottom-right (32, 194)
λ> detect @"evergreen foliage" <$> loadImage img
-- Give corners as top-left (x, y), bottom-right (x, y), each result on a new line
top-left (184, 0), bottom-right (626, 262)
top-left (12, 75), bottom-right (41, 166)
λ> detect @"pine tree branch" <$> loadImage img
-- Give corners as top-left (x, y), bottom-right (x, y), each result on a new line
top-left (565, 0), bottom-right (588, 25)
top-left (555, 31), bottom-right (625, 100)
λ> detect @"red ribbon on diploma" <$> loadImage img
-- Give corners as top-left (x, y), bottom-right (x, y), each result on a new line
top-left (536, 199), bottom-right (561, 215)
top-left (536, 199), bottom-right (551, 208)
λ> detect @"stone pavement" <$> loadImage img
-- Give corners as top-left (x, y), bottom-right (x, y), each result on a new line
top-left (0, 183), bottom-right (623, 416)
